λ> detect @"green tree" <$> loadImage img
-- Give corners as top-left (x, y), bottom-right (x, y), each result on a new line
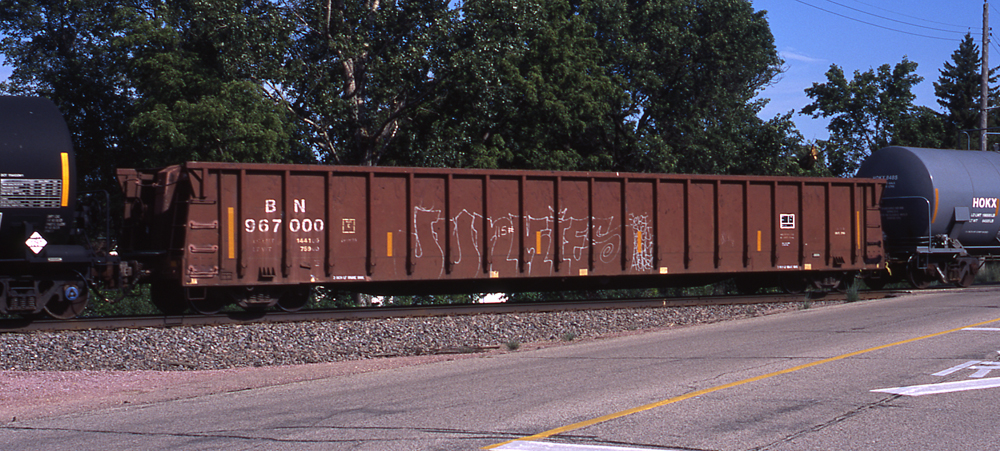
top-left (122, 0), bottom-right (306, 166)
top-left (0, 0), bottom-right (135, 190)
top-left (739, 111), bottom-right (816, 176)
top-left (397, 0), bottom-right (794, 175)
top-left (933, 33), bottom-right (1000, 150)
top-left (388, 0), bottom-right (623, 171)
top-left (590, 0), bottom-right (787, 174)
top-left (273, 0), bottom-right (454, 166)
top-left (894, 105), bottom-right (945, 150)
top-left (802, 59), bottom-right (925, 175)
top-left (935, 34), bottom-right (983, 149)
top-left (3, 0), bottom-right (799, 179)
top-left (1, 0), bottom-right (309, 184)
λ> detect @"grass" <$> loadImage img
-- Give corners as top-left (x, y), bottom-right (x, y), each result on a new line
top-left (845, 279), bottom-right (861, 303)
top-left (83, 285), bottom-right (159, 317)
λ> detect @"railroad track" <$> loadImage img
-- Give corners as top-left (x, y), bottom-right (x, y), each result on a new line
top-left (1, 289), bottom-right (909, 333)
top-left (4, 290), bottom-right (907, 332)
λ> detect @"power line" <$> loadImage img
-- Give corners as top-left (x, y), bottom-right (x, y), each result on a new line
top-left (989, 32), bottom-right (1000, 60)
top-left (846, 0), bottom-right (981, 32)
top-left (820, 0), bottom-right (975, 34)
top-left (791, 0), bottom-right (966, 41)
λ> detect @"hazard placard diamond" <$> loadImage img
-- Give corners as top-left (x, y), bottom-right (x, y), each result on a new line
top-left (25, 231), bottom-right (47, 254)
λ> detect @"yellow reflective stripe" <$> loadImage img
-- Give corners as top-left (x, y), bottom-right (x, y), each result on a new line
top-left (60, 152), bottom-right (70, 207)
top-left (227, 207), bottom-right (235, 260)
top-left (932, 188), bottom-right (939, 224)
top-left (856, 211), bottom-right (861, 250)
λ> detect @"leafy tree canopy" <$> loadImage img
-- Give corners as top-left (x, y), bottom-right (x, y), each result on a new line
top-left (123, 0), bottom-right (306, 166)
top-left (270, 0), bottom-right (456, 166)
top-left (596, 0), bottom-right (787, 174)
top-left (387, 0), bottom-right (624, 171)
top-left (932, 33), bottom-right (1000, 150)
top-left (802, 59), bottom-right (928, 175)
top-left (2, 0), bottom-right (800, 180)
top-left (935, 34), bottom-right (983, 149)
top-left (0, 0), bottom-right (135, 189)
top-left (801, 34), bottom-right (1000, 175)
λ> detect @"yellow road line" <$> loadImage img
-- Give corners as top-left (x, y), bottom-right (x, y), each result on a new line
top-left (484, 315), bottom-right (1000, 449)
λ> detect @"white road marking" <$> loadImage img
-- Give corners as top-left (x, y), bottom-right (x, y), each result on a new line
top-left (968, 362), bottom-right (1000, 378)
top-left (961, 327), bottom-right (1000, 331)
top-left (931, 360), bottom-right (982, 376)
top-left (494, 441), bottom-right (671, 451)
top-left (872, 377), bottom-right (1000, 396)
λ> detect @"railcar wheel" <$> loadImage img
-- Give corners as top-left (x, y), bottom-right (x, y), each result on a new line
top-left (906, 273), bottom-right (932, 289)
top-left (780, 275), bottom-right (808, 294)
top-left (955, 261), bottom-right (976, 288)
top-left (277, 287), bottom-right (310, 312)
top-left (813, 273), bottom-right (845, 292)
top-left (187, 288), bottom-right (227, 315)
top-left (834, 272), bottom-right (857, 293)
top-left (43, 284), bottom-right (89, 319)
top-left (956, 271), bottom-right (975, 288)
top-left (906, 259), bottom-right (933, 289)
top-left (231, 286), bottom-right (282, 311)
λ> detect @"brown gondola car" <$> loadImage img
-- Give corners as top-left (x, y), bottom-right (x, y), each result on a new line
top-left (117, 163), bottom-right (885, 313)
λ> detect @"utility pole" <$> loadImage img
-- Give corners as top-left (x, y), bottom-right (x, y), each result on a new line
top-left (982, 0), bottom-right (990, 151)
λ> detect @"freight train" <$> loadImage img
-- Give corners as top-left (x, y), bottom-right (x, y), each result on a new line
top-left (0, 96), bottom-right (995, 318)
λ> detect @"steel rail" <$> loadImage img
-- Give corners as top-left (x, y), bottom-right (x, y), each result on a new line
top-left (0, 290), bottom-right (911, 333)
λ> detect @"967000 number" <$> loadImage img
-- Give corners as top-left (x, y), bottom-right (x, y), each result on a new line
top-left (245, 218), bottom-right (325, 233)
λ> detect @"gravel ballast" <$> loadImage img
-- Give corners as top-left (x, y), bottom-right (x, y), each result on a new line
top-left (0, 301), bottom-right (839, 372)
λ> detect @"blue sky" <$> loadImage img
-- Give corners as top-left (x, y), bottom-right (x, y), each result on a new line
top-left (753, 0), bottom-right (994, 141)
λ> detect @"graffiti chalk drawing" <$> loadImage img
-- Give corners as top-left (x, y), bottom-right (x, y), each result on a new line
top-left (409, 203), bottom-right (653, 277)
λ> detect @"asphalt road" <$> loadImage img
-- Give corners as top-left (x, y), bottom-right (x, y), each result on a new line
top-left (5, 287), bottom-right (1000, 450)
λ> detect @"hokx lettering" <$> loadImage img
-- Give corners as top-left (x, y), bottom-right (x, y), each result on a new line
top-left (972, 197), bottom-right (999, 209)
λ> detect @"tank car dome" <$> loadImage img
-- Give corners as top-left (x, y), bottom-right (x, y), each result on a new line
top-left (856, 146), bottom-right (1000, 250)
top-left (0, 97), bottom-right (75, 173)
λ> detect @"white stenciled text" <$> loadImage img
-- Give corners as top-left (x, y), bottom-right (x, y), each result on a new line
top-left (972, 197), bottom-right (999, 209)
top-left (245, 198), bottom-right (325, 234)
